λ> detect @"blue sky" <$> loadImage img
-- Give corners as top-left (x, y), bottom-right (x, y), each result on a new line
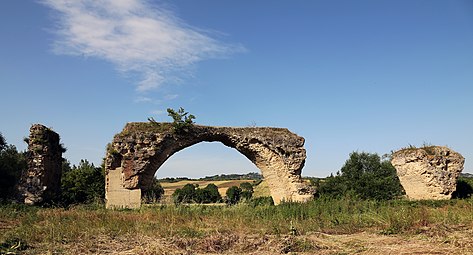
top-left (1, 0), bottom-right (472, 178)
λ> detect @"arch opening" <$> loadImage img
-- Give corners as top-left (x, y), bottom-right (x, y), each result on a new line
top-left (156, 142), bottom-right (261, 179)
top-left (155, 142), bottom-right (265, 202)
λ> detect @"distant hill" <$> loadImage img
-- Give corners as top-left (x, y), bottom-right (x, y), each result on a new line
top-left (200, 172), bottom-right (263, 181)
top-left (460, 172), bottom-right (473, 178)
top-left (159, 172), bottom-right (263, 183)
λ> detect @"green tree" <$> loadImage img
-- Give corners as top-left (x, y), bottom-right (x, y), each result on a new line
top-left (172, 188), bottom-right (183, 204)
top-left (240, 182), bottom-right (254, 200)
top-left (226, 186), bottom-right (242, 205)
top-left (142, 177), bottom-right (165, 203)
top-left (0, 133), bottom-right (27, 201)
top-left (194, 188), bottom-right (212, 203)
top-left (317, 152), bottom-right (404, 200)
top-left (0, 133), bottom-right (6, 150)
top-left (60, 159), bottom-right (105, 205)
top-left (62, 159), bottom-right (72, 173)
top-left (452, 177), bottom-right (473, 199)
top-left (172, 183), bottom-right (196, 204)
top-left (204, 183), bottom-right (222, 203)
top-left (167, 107), bottom-right (196, 132)
top-left (175, 183), bottom-right (222, 204)
top-left (316, 173), bottom-right (348, 198)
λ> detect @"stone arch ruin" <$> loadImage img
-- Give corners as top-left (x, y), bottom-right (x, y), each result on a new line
top-left (105, 122), bottom-right (314, 208)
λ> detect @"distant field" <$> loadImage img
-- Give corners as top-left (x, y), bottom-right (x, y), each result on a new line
top-left (160, 179), bottom-right (263, 202)
top-left (252, 179), bottom-right (270, 197)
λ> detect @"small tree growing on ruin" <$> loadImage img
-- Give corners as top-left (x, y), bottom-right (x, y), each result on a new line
top-left (167, 107), bottom-right (195, 132)
top-left (148, 107), bottom-right (196, 133)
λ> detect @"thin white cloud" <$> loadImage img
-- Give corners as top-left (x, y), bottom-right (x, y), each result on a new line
top-left (134, 96), bottom-right (152, 103)
top-left (164, 94), bottom-right (178, 100)
top-left (41, 0), bottom-right (244, 91)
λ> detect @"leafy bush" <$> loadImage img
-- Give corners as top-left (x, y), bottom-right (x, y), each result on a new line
top-left (226, 186), bottom-right (242, 205)
top-left (452, 177), bottom-right (473, 199)
top-left (247, 196), bottom-right (274, 207)
top-left (167, 107), bottom-right (196, 132)
top-left (317, 152), bottom-right (404, 200)
top-left (0, 133), bottom-right (6, 149)
top-left (60, 159), bottom-right (104, 205)
top-left (0, 133), bottom-right (27, 202)
top-left (142, 177), bottom-right (165, 203)
top-left (195, 183), bottom-right (222, 203)
top-left (173, 183), bottom-right (222, 204)
top-left (149, 107), bottom-right (196, 133)
top-left (240, 182), bottom-right (254, 200)
top-left (204, 183), bottom-right (222, 202)
top-left (173, 183), bottom-right (197, 204)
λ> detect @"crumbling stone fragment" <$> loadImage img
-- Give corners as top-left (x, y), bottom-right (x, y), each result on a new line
top-left (391, 146), bottom-right (464, 200)
top-left (18, 124), bottom-right (64, 205)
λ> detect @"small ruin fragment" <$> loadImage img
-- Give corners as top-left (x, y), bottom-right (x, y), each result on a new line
top-left (391, 146), bottom-right (464, 200)
top-left (18, 124), bottom-right (64, 205)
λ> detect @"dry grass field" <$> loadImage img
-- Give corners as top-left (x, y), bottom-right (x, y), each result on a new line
top-left (1, 198), bottom-right (472, 254)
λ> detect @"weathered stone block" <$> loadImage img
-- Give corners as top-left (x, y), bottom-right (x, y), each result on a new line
top-left (391, 146), bottom-right (464, 200)
top-left (18, 124), bottom-right (64, 205)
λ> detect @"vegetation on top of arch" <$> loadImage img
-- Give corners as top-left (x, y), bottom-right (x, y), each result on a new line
top-left (148, 107), bottom-right (196, 132)
top-left (121, 122), bottom-right (174, 135)
top-left (116, 107), bottom-right (196, 137)
top-left (393, 142), bottom-right (441, 157)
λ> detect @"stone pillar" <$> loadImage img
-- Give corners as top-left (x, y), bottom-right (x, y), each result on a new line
top-left (391, 146), bottom-right (464, 200)
top-left (18, 124), bottom-right (64, 205)
top-left (105, 167), bottom-right (141, 209)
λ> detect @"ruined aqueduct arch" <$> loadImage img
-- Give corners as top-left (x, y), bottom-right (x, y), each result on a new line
top-left (105, 122), bottom-right (313, 208)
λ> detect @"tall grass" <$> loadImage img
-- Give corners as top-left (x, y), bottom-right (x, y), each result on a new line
top-left (1, 197), bottom-right (472, 253)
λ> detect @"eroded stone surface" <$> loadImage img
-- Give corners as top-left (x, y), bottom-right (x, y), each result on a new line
top-left (18, 124), bottom-right (64, 205)
top-left (105, 123), bottom-right (314, 208)
top-left (391, 146), bottom-right (464, 200)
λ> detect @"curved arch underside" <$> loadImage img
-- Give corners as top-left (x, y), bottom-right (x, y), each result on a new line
top-left (105, 123), bottom-right (313, 208)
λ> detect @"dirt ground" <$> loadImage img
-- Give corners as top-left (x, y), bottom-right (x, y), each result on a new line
top-left (26, 226), bottom-right (473, 255)
top-left (306, 228), bottom-right (473, 255)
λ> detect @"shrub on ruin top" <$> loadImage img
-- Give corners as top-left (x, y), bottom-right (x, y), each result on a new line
top-left (148, 107), bottom-right (196, 133)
